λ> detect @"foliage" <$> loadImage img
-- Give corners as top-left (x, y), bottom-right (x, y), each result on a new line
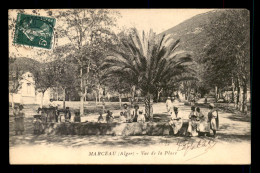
top-left (201, 9), bottom-right (250, 89)
top-left (101, 28), bottom-right (194, 96)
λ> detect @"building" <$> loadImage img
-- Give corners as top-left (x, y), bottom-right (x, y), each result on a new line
top-left (9, 72), bottom-right (51, 105)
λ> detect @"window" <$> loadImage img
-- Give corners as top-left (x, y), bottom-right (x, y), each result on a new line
top-left (27, 83), bottom-right (31, 94)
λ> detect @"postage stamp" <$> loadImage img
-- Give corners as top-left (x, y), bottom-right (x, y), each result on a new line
top-left (13, 13), bottom-right (56, 49)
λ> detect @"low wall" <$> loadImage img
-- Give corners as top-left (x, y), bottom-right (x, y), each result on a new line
top-left (44, 121), bottom-right (189, 136)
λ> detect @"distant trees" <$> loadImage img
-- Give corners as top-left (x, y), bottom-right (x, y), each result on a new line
top-left (202, 9), bottom-right (250, 112)
top-left (101, 28), bottom-right (194, 120)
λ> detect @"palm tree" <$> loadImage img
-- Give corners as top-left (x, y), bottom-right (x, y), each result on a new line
top-left (101, 28), bottom-right (194, 121)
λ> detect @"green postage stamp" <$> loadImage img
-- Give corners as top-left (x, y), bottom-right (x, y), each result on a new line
top-left (14, 13), bottom-right (56, 49)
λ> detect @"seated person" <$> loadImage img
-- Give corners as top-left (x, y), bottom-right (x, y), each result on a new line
top-left (169, 107), bottom-right (183, 135)
top-left (33, 115), bottom-right (44, 135)
top-left (74, 111), bottom-right (81, 122)
top-left (106, 110), bottom-right (114, 123)
top-left (137, 110), bottom-right (146, 123)
top-left (119, 112), bottom-right (127, 123)
top-left (97, 112), bottom-right (105, 123)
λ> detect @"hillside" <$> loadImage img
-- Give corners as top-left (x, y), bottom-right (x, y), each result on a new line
top-left (158, 9), bottom-right (226, 61)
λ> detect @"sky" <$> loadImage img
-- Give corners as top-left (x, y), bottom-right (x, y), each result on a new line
top-left (9, 9), bottom-right (214, 61)
top-left (116, 9), bottom-right (213, 34)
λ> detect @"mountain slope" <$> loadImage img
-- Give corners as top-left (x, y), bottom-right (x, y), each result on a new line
top-left (158, 10), bottom-right (226, 60)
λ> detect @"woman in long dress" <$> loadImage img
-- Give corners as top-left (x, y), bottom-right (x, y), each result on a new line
top-left (208, 103), bottom-right (219, 137)
top-left (169, 107), bottom-right (183, 135)
top-left (187, 106), bottom-right (199, 136)
top-left (14, 105), bottom-right (25, 135)
top-left (196, 107), bottom-right (210, 136)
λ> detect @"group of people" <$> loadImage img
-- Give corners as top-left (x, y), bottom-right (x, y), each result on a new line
top-left (187, 103), bottom-right (219, 137)
top-left (32, 99), bottom-right (73, 134)
top-left (13, 97), bottom-right (219, 137)
top-left (97, 103), bottom-right (146, 123)
top-left (167, 96), bottom-right (219, 137)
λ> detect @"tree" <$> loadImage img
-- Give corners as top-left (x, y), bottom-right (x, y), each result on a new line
top-left (54, 9), bottom-right (120, 116)
top-left (102, 75), bottom-right (132, 108)
top-left (101, 28), bottom-right (194, 120)
top-left (202, 9), bottom-right (250, 112)
top-left (9, 58), bottom-right (22, 108)
top-left (50, 56), bottom-right (79, 109)
top-left (33, 62), bottom-right (56, 108)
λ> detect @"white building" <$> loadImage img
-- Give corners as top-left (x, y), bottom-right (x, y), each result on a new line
top-left (9, 72), bottom-right (51, 105)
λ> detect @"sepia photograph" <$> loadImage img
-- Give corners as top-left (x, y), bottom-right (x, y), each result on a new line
top-left (8, 9), bottom-right (251, 164)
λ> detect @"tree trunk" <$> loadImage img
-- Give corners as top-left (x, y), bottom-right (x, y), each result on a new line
top-left (156, 91), bottom-right (160, 103)
top-left (215, 86), bottom-right (218, 102)
top-left (95, 91), bottom-right (98, 108)
top-left (144, 92), bottom-right (153, 121)
top-left (11, 93), bottom-right (14, 109)
top-left (63, 88), bottom-right (66, 109)
top-left (236, 83), bottom-right (240, 109)
top-left (84, 86), bottom-right (88, 102)
top-left (41, 92), bottom-right (44, 108)
top-left (98, 86), bottom-right (101, 103)
top-left (119, 93), bottom-right (122, 108)
top-left (56, 87), bottom-right (59, 101)
top-left (231, 77), bottom-right (235, 103)
top-left (80, 67), bottom-right (84, 116)
top-left (242, 84), bottom-right (247, 113)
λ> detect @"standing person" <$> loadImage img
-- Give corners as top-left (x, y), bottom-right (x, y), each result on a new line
top-left (33, 115), bottom-right (44, 135)
top-left (102, 97), bottom-right (106, 114)
top-left (166, 97), bottom-right (172, 115)
top-left (132, 104), bottom-right (139, 122)
top-left (208, 103), bottom-right (219, 137)
top-left (196, 107), bottom-right (210, 136)
top-left (97, 111), bottom-right (105, 123)
top-left (13, 106), bottom-right (19, 135)
top-left (187, 106), bottom-right (198, 137)
top-left (122, 103), bottom-right (132, 123)
top-left (204, 95), bottom-right (208, 104)
top-left (14, 105), bottom-right (25, 135)
top-left (169, 107), bottom-right (183, 136)
top-left (64, 107), bottom-right (71, 122)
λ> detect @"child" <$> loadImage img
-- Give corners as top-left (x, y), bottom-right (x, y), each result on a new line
top-left (97, 112), bottom-right (105, 123)
top-left (106, 110), bottom-right (114, 123)
top-left (137, 110), bottom-right (146, 123)
top-left (74, 111), bottom-right (81, 122)
top-left (119, 112), bottom-right (126, 123)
